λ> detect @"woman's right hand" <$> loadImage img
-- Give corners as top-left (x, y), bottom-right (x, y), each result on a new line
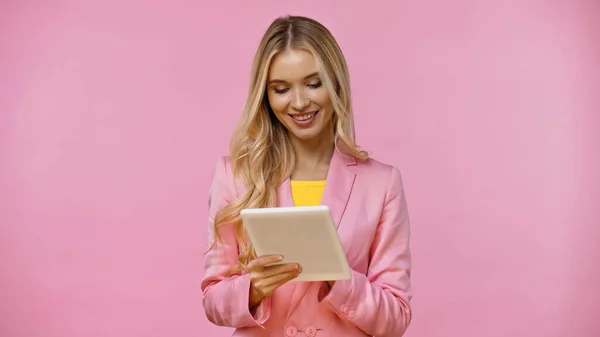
top-left (247, 255), bottom-right (302, 309)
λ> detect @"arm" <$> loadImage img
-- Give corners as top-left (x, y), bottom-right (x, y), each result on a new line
top-left (201, 157), bottom-right (271, 328)
top-left (322, 166), bottom-right (412, 337)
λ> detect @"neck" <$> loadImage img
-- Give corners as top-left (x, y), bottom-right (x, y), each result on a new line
top-left (290, 132), bottom-right (335, 172)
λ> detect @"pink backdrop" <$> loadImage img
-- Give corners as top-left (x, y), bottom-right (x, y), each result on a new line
top-left (1, 1), bottom-right (599, 336)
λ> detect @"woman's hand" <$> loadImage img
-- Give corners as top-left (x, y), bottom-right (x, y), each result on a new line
top-left (247, 255), bottom-right (302, 309)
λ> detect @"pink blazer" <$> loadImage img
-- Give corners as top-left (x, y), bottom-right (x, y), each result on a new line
top-left (201, 150), bottom-right (412, 337)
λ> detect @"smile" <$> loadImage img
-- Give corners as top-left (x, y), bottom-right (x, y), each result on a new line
top-left (291, 112), bottom-right (317, 121)
top-left (288, 111), bottom-right (319, 126)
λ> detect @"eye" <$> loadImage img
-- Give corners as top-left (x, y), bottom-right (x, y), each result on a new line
top-left (307, 81), bottom-right (322, 89)
top-left (273, 87), bottom-right (289, 94)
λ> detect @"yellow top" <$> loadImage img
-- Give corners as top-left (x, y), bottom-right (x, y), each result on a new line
top-left (290, 180), bottom-right (327, 207)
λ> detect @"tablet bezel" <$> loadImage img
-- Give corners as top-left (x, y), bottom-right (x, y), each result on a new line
top-left (240, 205), bottom-right (351, 282)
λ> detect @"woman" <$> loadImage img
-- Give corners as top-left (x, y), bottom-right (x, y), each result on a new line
top-left (201, 15), bottom-right (412, 337)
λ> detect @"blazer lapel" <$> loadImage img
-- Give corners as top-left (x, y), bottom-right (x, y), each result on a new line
top-left (320, 149), bottom-right (357, 229)
top-left (276, 176), bottom-right (294, 207)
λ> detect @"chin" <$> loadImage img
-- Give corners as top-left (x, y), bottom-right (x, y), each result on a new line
top-left (288, 128), bottom-right (322, 140)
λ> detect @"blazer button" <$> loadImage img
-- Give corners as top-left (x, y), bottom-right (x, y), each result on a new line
top-left (305, 325), bottom-right (317, 337)
top-left (340, 305), bottom-right (348, 314)
top-left (347, 309), bottom-right (356, 318)
top-left (286, 325), bottom-right (298, 337)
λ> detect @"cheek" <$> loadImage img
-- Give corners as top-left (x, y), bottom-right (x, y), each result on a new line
top-left (308, 89), bottom-right (332, 109)
top-left (311, 95), bottom-right (334, 119)
top-left (267, 93), bottom-right (288, 115)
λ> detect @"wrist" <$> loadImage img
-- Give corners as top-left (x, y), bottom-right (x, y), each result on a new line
top-left (249, 285), bottom-right (263, 309)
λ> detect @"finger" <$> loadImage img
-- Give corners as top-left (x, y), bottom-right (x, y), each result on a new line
top-left (260, 263), bottom-right (300, 279)
top-left (249, 264), bottom-right (298, 284)
top-left (251, 267), bottom-right (298, 290)
top-left (246, 260), bottom-right (263, 273)
top-left (248, 255), bottom-right (283, 271)
top-left (261, 270), bottom-right (301, 290)
top-left (261, 269), bottom-right (301, 288)
top-left (256, 254), bottom-right (284, 266)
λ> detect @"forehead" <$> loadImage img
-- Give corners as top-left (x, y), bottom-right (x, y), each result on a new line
top-left (268, 49), bottom-right (318, 81)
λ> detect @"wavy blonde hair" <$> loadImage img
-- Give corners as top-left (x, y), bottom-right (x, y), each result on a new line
top-left (210, 15), bottom-right (368, 271)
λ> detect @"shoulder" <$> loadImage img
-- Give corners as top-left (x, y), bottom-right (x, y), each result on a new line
top-left (211, 156), bottom-right (233, 182)
top-left (209, 156), bottom-right (233, 198)
top-left (210, 156), bottom-right (245, 199)
top-left (355, 156), bottom-right (403, 179)
top-left (353, 156), bottom-right (405, 194)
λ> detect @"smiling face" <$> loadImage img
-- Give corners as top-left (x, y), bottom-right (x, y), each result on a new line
top-left (266, 48), bottom-right (335, 143)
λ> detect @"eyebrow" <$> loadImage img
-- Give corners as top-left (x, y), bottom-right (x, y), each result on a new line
top-left (268, 72), bottom-right (320, 84)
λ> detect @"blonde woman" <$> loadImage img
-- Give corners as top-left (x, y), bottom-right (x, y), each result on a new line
top-left (202, 15), bottom-right (412, 337)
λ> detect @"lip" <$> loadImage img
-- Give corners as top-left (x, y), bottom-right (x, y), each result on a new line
top-left (287, 111), bottom-right (318, 117)
top-left (288, 110), bottom-right (319, 127)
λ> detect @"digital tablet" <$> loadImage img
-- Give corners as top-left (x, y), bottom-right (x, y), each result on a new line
top-left (240, 205), bottom-right (351, 282)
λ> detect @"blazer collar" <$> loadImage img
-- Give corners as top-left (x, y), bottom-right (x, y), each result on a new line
top-left (277, 148), bottom-right (357, 229)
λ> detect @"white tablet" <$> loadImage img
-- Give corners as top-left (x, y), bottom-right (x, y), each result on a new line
top-left (240, 205), bottom-right (351, 282)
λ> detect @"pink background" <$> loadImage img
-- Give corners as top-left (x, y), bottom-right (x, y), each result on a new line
top-left (1, 1), bottom-right (599, 336)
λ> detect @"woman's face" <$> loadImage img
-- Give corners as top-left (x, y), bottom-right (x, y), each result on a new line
top-left (266, 49), bottom-right (334, 142)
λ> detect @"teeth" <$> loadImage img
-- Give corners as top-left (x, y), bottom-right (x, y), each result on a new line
top-left (293, 113), bottom-right (315, 121)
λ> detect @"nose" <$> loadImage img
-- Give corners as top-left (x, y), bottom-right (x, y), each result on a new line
top-left (290, 89), bottom-right (310, 111)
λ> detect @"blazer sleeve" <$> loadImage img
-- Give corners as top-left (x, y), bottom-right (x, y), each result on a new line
top-left (201, 156), bottom-right (271, 328)
top-left (321, 166), bottom-right (412, 337)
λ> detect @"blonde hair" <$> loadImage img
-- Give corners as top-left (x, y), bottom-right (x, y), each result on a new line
top-left (210, 15), bottom-right (368, 271)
